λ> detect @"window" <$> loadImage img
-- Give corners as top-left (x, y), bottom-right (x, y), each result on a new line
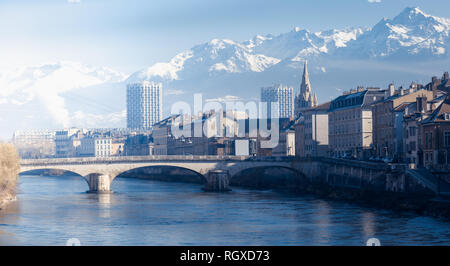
top-left (445, 132), bottom-right (450, 147)
top-left (445, 113), bottom-right (450, 121)
top-left (430, 133), bottom-right (433, 149)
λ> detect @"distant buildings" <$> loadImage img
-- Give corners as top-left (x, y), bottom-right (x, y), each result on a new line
top-left (261, 84), bottom-right (294, 118)
top-left (13, 129), bottom-right (56, 158)
top-left (127, 81), bottom-right (163, 130)
top-left (328, 87), bottom-right (385, 160)
top-left (152, 111), bottom-right (244, 156)
top-left (272, 119), bottom-right (296, 157)
top-left (123, 133), bottom-right (153, 156)
top-left (294, 60), bottom-right (318, 117)
top-left (152, 115), bottom-right (181, 155)
top-left (55, 129), bottom-right (80, 158)
top-left (78, 136), bottom-right (112, 157)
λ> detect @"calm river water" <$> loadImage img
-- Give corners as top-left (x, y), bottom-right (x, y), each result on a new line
top-left (0, 174), bottom-right (449, 246)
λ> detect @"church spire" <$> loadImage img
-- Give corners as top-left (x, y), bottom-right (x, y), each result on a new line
top-left (300, 60), bottom-right (311, 95)
top-left (294, 59), bottom-right (317, 117)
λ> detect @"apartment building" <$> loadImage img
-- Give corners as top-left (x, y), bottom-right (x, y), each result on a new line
top-left (421, 95), bottom-right (450, 168)
top-left (78, 136), bottom-right (112, 157)
top-left (372, 84), bottom-right (433, 160)
top-left (328, 87), bottom-right (384, 159)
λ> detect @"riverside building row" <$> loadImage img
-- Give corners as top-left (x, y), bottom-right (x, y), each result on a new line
top-left (295, 72), bottom-right (450, 170)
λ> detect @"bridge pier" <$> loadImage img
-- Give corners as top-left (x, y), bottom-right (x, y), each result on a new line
top-left (203, 170), bottom-right (231, 192)
top-left (85, 173), bottom-right (113, 194)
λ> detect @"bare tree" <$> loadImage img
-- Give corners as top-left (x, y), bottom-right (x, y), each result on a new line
top-left (0, 143), bottom-right (20, 208)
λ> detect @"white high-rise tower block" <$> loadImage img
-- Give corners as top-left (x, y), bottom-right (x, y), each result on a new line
top-left (127, 81), bottom-right (163, 130)
top-left (261, 84), bottom-right (294, 118)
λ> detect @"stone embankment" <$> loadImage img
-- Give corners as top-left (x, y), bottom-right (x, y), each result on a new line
top-left (230, 159), bottom-right (450, 220)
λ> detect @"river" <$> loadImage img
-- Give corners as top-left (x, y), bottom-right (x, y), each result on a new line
top-left (0, 174), bottom-right (449, 246)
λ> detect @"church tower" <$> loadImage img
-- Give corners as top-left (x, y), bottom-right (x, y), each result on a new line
top-left (295, 60), bottom-right (318, 117)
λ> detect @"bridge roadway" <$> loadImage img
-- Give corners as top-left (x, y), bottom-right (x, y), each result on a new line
top-left (20, 155), bottom-right (297, 193)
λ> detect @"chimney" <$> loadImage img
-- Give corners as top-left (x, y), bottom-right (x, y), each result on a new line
top-left (432, 76), bottom-right (438, 84)
top-left (416, 95), bottom-right (427, 113)
top-left (388, 83), bottom-right (395, 97)
top-left (409, 82), bottom-right (418, 93)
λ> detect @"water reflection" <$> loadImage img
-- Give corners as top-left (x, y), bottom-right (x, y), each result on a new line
top-left (313, 200), bottom-right (331, 245)
top-left (362, 211), bottom-right (376, 241)
top-left (0, 175), bottom-right (449, 246)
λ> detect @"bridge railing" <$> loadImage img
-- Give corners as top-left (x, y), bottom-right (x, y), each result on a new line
top-left (20, 155), bottom-right (297, 166)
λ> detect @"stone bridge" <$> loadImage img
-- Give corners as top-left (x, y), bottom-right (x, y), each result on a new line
top-left (20, 156), bottom-right (298, 193)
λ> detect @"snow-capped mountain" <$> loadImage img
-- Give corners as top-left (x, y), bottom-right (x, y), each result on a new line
top-left (130, 7), bottom-right (449, 86)
top-left (0, 62), bottom-right (127, 137)
top-left (128, 27), bottom-right (368, 83)
top-left (127, 38), bottom-right (283, 83)
top-left (340, 7), bottom-right (450, 59)
top-left (1, 7), bottom-right (449, 139)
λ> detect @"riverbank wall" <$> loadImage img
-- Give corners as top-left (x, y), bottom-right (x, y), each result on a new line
top-left (231, 157), bottom-right (450, 219)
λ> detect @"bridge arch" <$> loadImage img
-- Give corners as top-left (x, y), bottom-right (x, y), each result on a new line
top-left (19, 168), bottom-right (85, 177)
top-left (114, 165), bottom-right (208, 184)
top-left (230, 165), bottom-right (309, 190)
top-left (19, 168), bottom-right (92, 189)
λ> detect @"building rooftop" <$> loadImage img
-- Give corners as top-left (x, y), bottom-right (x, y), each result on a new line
top-left (422, 95), bottom-right (450, 124)
top-left (303, 101), bottom-right (331, 112)
top-left (393, 102), bottom-right (413, 112)
top-left (329, 89), bottom-right (384, 112)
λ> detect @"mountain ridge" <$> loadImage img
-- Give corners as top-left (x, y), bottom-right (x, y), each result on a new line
top-left (129, 7), bottom-right (449, 84)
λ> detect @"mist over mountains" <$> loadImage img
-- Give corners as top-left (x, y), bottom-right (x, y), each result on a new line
top-left (1, 7), bottom-right (449, 139)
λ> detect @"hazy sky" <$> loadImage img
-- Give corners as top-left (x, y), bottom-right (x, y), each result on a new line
top-left (0, 0), bottom-right (449, 73)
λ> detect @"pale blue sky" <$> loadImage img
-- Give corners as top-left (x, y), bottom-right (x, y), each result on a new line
top-left (0, 0), bottom-right (449, 73)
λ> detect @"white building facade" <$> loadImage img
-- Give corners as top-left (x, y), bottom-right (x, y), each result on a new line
top-left (303, 102), bottom-right (330, 157)
top-left (127, 81), bottom-right (163, 130)
top-left (79, 137), bottom-right (112, 157)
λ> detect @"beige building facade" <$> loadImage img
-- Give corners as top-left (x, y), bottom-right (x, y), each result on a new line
top-left (372, 87), bottom-right (433, 159)
top-left (328, 88), bottom-right (384, 159)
